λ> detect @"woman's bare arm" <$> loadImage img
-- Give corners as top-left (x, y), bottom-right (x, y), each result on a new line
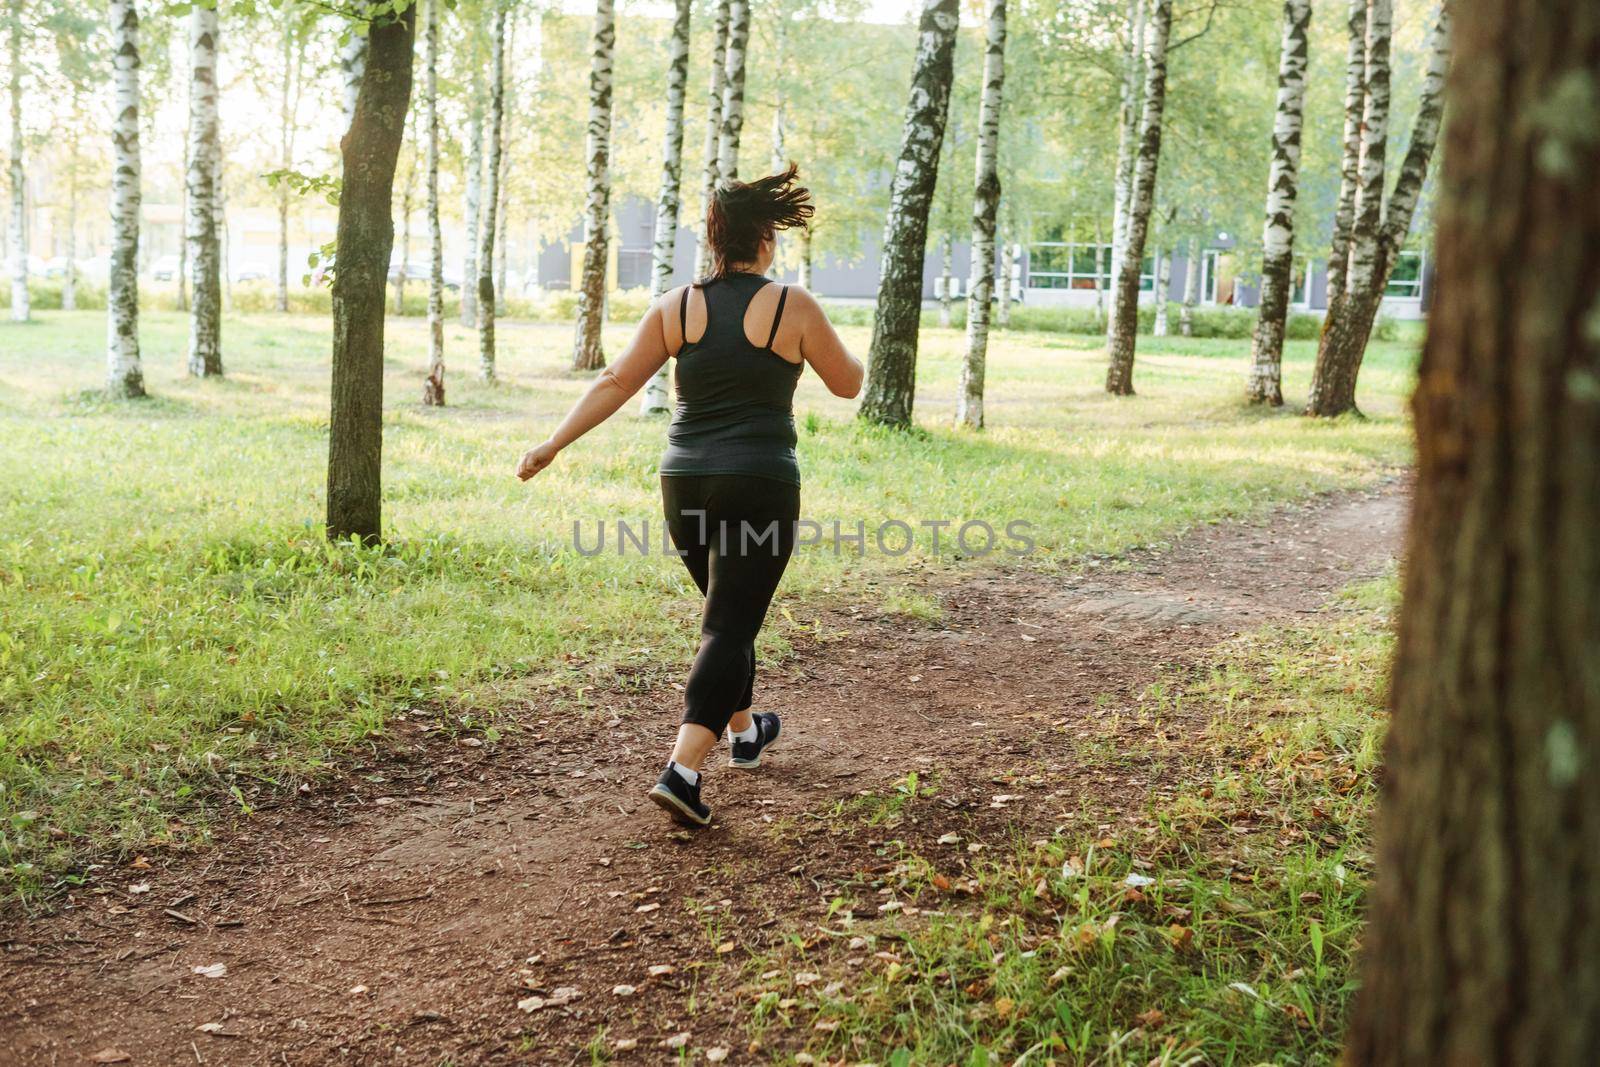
top-left (789, 287), bottom-right (864, 398)
top-left (516, 291), bottom-right (679, 480)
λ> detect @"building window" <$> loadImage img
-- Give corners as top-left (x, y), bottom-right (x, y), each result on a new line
top-left (1027, 243), bottom-right (1153, 292)
top-left (1386, 250), bottom-right (1423, 298)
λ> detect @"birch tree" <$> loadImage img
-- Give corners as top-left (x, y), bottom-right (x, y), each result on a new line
top-left (858, 0), bottom-right (960, 429)
top-left (1105, 0), bottom-right (1144, 343)
top-left (327, 2), bottom-right (416, 544)
top-left (956, 0), bottom-right (1006, 430)
top-left (716, 0), bottom-right (750, 181)
top-left (460, 73), bottom-right (482, 326)
top-left (694, 0), bottom-right (730, 277)
top-left (105, 0), bottom-right (143, 399)
top-left (1343, 0), bottom-right (1600, 1053)
top-left (936, 234), bottom-right (954, 327)
top-left (1306, 1), bottom-right (1451, 417)
top-left (339, 28), bottom-right (367, 132)
top-left (1245, 0), bottom-right (1312, 406)
top-left (186, 2), bottom-right (222, 379)
top-left (1152, 247), bottom-right (1170, 335)
top-left (422, 0), bottom-right (445, 406)
top-left (1179, 234), bottom-right (1199, 334)
top-left (1104, 0), bottom-right (1173, 396)
top-left (477, 0), bottom-right (505, 382)
top-left (7, 0), bottom-right (26, 323)
top-left (1324, 0), bottom-right (1367, 305)
top-left (639, 0), bottom-right (693, 416)
top-left (571, 0), bottom-right (614, 372)
top-left (275, 12), bottom-right (305, 314)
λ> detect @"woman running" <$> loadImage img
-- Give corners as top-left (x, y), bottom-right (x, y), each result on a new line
top-left (516, 166), bottom-right (863, 827)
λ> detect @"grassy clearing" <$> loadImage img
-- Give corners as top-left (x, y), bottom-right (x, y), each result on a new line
top-left (0, 308), bottom-right (1411, 896)
top-left (737, 578), bottom-right (1396, 1066)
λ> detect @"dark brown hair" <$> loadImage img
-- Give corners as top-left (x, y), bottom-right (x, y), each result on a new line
top-left (703, 164), bottom-right (814, 278)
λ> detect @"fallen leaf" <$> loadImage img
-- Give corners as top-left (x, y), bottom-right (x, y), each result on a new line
top-left (636, 902), bottom-right (660, 914)
top-left (1136, 1008), bottom-right (1165, 1027)
top-left (715, 941), bottom-right (735, 954)
top-left (648, 964), bottom-right (675, 977)
top-left (1123, 873), bottom-right (1155, 888)
top-left (129, 857), bottom-right (151, 870)
top-left (994, 997), bottom-right (1015, 1019)
top-left (348, 984), bottom-right (368, 995)
top-left (663, 1031), bottom-right (691, 1049)
top-left (517, 996), bottom-right (546, 1012)
top-left (937, 833), bottom-right (960, 846)
top-left (196, 1023), bottom-right (225, 1034)
top-left (612, 1038), bottom-right (638, 1051)
top-left (128, 883), bottom-right (151, 895)
top-left (793, 972), bottom-right (821, 987)
top-left (90, 1050), bottom-right (131, 1064)
top-left (191, 963), bottom-right (228, 979)
top-left (612, 984), bottom-right (637, 997)
top-left (705, 1048), bottom-right (730, 1063)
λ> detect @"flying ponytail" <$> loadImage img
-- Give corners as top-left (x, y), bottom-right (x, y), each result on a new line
top-left (703, 164), bottom-right (814, 279)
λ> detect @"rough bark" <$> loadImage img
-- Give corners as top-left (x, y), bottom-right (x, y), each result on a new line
top-left (1246, 0), bottom-right (1312, 406)
top-left (1105, 0), bottom-right (1172, 396)
top-left (105, 0), bottom-right (143, 399)
top-left (186, 3), bottom-right (222, 378)
top-left (858, 0), bottom-right (960, 429)
top-left (1152, 245), bottom-right (1169, 336)
top-left (571, 0), bottom-right (615, 372)
top-left (1343, 0), bottom-right (1600, 1056)
top-left (694, 0), bottom-right (729, 278)
top-left (477, 0), bottom-right (505, 382)
top-left (327, 4), bottom-right (415, 545)
top-left (460, 86), bottom-right (482, 327)
top-left (1106, 0), bottom-right (1144, 344)
top-left (8, 0), bottom-right (27, 323)
top-left (1325, 0), bottom-right (1367, 304)
top-left (716, 0), bottom-right (749, 182)
top-left (1179, 238), bottom-right (1202, 335)
top-left (423, 0), bottom-right (445, 407)
top-left (956, 0), bottom-right (1006, 430)
top-left (1307, 1), bottom-right (1450, 417)
top-left (639, 0), bottom-right (693, 416)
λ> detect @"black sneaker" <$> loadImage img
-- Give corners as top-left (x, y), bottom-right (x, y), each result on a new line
top-left (729, 712), bottom-right (781, 770)
top-left (648, 764), bottom-right (712, 827)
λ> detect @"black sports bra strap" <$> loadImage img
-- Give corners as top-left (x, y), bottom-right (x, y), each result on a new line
top-left (678, 285), bottom-right (691, 339)
top-left (765, 286), bottom-right (789, 350)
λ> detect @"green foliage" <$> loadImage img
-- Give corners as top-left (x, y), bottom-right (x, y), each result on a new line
top-left (0, 310), bottom-right (1414, 898)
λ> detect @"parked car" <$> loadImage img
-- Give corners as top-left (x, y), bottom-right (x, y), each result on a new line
top-left (151, 254), bottom-right (181, 281)
top-left (233, 262), bottom-right (271, 283)
top-left (386, 259), bottom-right (462, 292)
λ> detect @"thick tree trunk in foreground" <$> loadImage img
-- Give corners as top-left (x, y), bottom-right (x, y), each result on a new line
top-left (186, 4), bottom-right (222, 378)
top-left (1246, 0), bottom-right (1312, 406)
top-left (8, 1), bottom-right (27, 324)
top-left (1343, 0), bottom-right (1600, 1057)
top-left (1106, 0), bottom-right (1144, 345)
top-left (640, 0), bottom-right (693, 416)
top-left (105, 0), bottom-right (144, 399)
top-left (1325, 0), bottom-right (1367, 305)
top-left (1152, 246), bottom-right (1169, 336)
top-left (571, 0), bottom-right (615, 372)
top-left (477, 0), bottom-right (505, 382)
top-left (423, 0), bottom-right (445, 407)
top-left (956, 0), bottom-right (1006, 431)
top-left (327, 5), bottom-right (415, 545)
top-left (1105, 0), bottom-right (1172, 396)
top-left (1307, 1), bottom-right (1449, 417)
top-left (716, 0), bottom-right (749, 181)
top-left (694, 0), bottom-right (730, 278)
top-left (1179, 234), bottom-right (1198, 335)
top-left (858, 0), bottom-right (960, 429)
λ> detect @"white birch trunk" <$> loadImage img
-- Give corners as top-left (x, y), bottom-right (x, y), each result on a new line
top-left (956, 0), bottom-right (1006, 430)
top-left (423, 0), bottom-right (445, 406)
top-left (186, 3), bottom-right (222, 378)
top-left (799, 226), bottom-right (813, 289)
top-left (858, 0), bottom-right (961, 429)
top-left (394, 150), bottom-right (414, 314)
top-left (937, 233), bottom-right (954, 327)
top-left (1379, 3), bottom-right (1451, 256)
top-left (640, 0), bottom-right (693, 415)
top-left (694, 0), bottom-right (730, 277)
top-left (478, 0), bottom-right (506, 381)
top-left (460, 95), bottom-right (482, 327)
top-left (1246, 0), bottom-right (1312, 406)
top-left (106, 0), bottom-right (143, 398)
top-left (1179, 235), bottom-right (1199, 335)
top-left (571, 0), bottom-right (615, 372)
top-left (1106, 0), bottom-right (1144, 342)
top-left (1152, 245), bottom-right (1170, 336)
top-left (996, 231), bottom-right (1012, 328)
top-left (1325, 0), bottom-right (1367, 304)
top-left (1092, 218), bottom-right (1106, 325)
top-left (276, 17), bottom-right (302, 313)
top-left (716, 0), bottom-right (750, 182)
top-left (7, 1), bottom-right (27, 323)
top-left (339, 29), bottom-right (367, 136)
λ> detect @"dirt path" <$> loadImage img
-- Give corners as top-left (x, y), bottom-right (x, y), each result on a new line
top-left (1, 484), bottom-right (1407, 1066)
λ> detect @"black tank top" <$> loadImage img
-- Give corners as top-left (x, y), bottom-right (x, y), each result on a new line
top-left (661, 272), bottom-right (803, 486)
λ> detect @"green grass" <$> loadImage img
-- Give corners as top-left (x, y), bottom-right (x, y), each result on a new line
top-left (747, 578), bottom-right (1398, 1065)
top-left (0, 308), bottom-right (1413, 897)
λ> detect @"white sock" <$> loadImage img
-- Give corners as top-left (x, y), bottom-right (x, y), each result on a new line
top-left (669, 761), bottom-right (700, 786)
top-left (730, 722), bottom-right (758, 744)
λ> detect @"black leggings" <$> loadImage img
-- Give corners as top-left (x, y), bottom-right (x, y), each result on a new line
top-left (661, 474), bottom-right (800, 738)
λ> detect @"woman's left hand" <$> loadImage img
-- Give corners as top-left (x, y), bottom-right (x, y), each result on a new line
top-left (516, 441), bottom-right (560, 481)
